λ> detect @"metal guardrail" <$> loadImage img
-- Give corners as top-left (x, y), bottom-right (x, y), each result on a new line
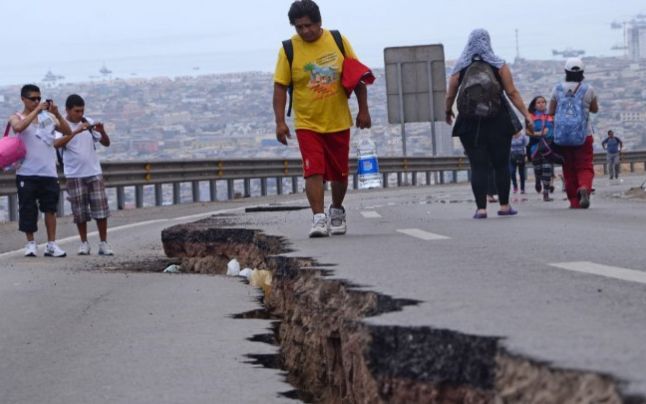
top-left (1, 151), bottom-right (646, 222)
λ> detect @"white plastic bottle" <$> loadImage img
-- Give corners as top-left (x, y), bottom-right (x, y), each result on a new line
top-left (356, 135), bottom-right (382, 189)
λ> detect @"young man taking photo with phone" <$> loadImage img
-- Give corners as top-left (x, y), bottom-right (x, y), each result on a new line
top-left (9, 84), bottom-right (73, 257)
top-left (54, 94), bottom-right (113, 256)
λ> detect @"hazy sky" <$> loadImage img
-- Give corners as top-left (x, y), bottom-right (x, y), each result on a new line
top-left (1, 0), bottom-right (644, 84)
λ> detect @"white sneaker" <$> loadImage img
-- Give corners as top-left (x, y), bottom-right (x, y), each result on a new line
top-left (44, 242), bottom-right (66, 258)
top-left (78, 242), bottom-right (91, 255)
top-left (328, 206), bottom-right (347, 235)
top-left (24, 241), bottom-right (37, 257)
top-left (98, 241), bottom-right (114, 256)
top-left (308, 213), bottom-right (330, 238)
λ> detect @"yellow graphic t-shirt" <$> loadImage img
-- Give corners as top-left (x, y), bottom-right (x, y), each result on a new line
top-left (274, 30), bottom-right (358, 133)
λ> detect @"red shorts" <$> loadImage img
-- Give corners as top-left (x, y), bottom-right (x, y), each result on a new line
top-left (296, 129), bottom-right (350, 182)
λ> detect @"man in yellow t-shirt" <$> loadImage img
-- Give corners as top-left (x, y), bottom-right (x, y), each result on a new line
top-left (273, 0), bottom-right (371, 238)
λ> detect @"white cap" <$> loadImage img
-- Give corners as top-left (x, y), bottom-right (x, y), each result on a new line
top-left (565, 57), bottom-right (584, 72)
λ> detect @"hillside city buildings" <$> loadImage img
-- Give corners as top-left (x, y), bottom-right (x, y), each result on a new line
top-left (0, 57), bottom-right (644, 163)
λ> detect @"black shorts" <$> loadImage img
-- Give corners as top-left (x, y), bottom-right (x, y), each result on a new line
top-left (16, 175), bottom-right (60, 233)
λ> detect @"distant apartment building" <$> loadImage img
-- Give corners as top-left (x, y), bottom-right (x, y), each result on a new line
top-left (628, 20), bottom-right (646, 60)
top-left (620, 111), bottom-right (646, 122)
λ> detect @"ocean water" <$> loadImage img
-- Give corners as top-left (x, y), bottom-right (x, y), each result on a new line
top-left (0, 49), bottom-right (280, 87)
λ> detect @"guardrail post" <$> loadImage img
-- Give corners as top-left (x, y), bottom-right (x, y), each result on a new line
top-left (227, 179), bottom-right (234, 200)
top-left (382, 173), bottom-right (389, 188)
top-left (8, 194), bottom-right (18, 222)
top-left (352, 174), bottom-right (358, 190)
top-left (439, 171), bottom-right (445, 185)
top-left (397, 172), bottom-right (403, 187)
top-left (173, 183), bottom-right (181, 205)
top-left (57, 191), bottom-right (65, 217)
top-left (602, 164), bottom-right (607, 175)
top-left (209, 180), bottom-right (217, 202)
top-left (244, 178), bottom-right (251, 197)
top-left (117, 186), bottom-right (126, 210)
top-left (412, 172), bottom-right (418, 186)
top-left (425, 171), bottom-right (431, 186)
top-left (276, 177), bottom-right (283, 195)
top-left (154, 184), bottom-right (163, 206)
top-left (452, 170), bottom-right (458, 183)
top-left (192, 181), bottom-right (200, 202)
top-left (261, 178), bottom-right (268, 196)
top-left (630, 162), bottom-right (635, 173)
top-left (291, 176), bottom-right (299, 194)
top-left (135, 185), bottom-right (144, 208)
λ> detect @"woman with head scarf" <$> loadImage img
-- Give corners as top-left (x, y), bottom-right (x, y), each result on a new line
top-left (445, 29), bottom-right (533, 219)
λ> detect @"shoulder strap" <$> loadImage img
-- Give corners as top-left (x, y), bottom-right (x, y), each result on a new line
top-left (330, 30), bottom-right (346, 57)
top-left (540, 114), bottom-right (548, 136)
top-left (281, 39), bottom-right (295, 117)
top-left (282, 39), bottom-right (294, 68)
top-left (5, 113), bottom-right (25, 137)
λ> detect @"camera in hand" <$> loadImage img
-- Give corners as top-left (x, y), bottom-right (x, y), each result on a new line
top-left (81, 118), bottom-right (96, 131)
top-left (45, 99), bottom-right (52, 109)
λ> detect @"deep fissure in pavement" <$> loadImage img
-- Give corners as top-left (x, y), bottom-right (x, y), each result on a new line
top-left (160, 216), bottom-right (638, 403)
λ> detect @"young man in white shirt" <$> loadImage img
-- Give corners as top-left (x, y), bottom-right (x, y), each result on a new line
top-left (54, 94), bottom-right (113, 256)
top-left (9, 84), bottom-right (73, 257)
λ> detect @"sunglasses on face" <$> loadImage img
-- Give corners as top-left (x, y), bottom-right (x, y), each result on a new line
top-left (24, 96), bottom-right (42, 102)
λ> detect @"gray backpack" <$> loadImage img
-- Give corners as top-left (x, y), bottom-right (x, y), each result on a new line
top-left (457, 58), bottom-right (502, 119)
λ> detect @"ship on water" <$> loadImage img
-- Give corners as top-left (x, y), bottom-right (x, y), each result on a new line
top-left (100, 64), bottom-right (113, 77)
top-left (42, 69), bottom-right (64, 83)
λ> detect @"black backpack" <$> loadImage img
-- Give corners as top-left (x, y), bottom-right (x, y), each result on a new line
top-left (456, 57), bottom-right (502, 120)
top-left (282, 29), bottom-right (346, 117)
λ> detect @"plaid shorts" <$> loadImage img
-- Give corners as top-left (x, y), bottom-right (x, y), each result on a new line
top-left (66, 175), bottom-right (110, 224)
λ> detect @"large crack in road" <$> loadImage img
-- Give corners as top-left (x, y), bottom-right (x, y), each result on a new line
top-left (158, 216), bottom-right (641, 403)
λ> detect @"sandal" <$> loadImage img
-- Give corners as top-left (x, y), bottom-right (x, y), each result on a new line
top-left (497, 207), bottom-right (518, 216)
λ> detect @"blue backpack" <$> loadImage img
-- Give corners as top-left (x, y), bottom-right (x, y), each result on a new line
top-left (553, 82), bottom-right (589, 146)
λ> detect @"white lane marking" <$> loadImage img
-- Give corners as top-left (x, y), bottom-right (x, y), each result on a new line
top-left (396, 228), bottom-right (450, 241)
top-left (0, 207), bottom-right (248, 259)
top-left (361, 211), bottom-right (382, 219)
top-left (172, 207), bottom-right (244, 222)
top-left (549, 262), bottom-right (646, 285)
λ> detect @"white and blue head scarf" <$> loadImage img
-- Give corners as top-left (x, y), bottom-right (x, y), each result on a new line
top-left (452, 29), bottom-right (505, 75)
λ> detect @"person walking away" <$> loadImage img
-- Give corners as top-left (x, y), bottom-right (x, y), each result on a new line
top-left (528, 96), bottom-right (557, 201)
top-left (273, 0), bottom-right (371, 237)
top-left (53, 94), bottom-right (113, 256)
top-left (549, 58), bottom-right (598, 209)
top-left (446, 29), bottom-right (533, 219)
top-left (509, 131), bottom-right (528, 194)
top-left (601, 130), bottom-right (623, 183)
top-left (8, 84), bottom-right (73, 257)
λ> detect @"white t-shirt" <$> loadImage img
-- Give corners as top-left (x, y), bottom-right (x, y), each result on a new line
top-left (550, 81), bottom-right (597, 135)
top-left (15, 111), bottom-right (59, 178)
top-left (54, 118), bottom-right (103, 178)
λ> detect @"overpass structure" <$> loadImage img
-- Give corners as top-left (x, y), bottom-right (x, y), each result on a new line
top-left (0, 159), bottom-right (646, 402)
